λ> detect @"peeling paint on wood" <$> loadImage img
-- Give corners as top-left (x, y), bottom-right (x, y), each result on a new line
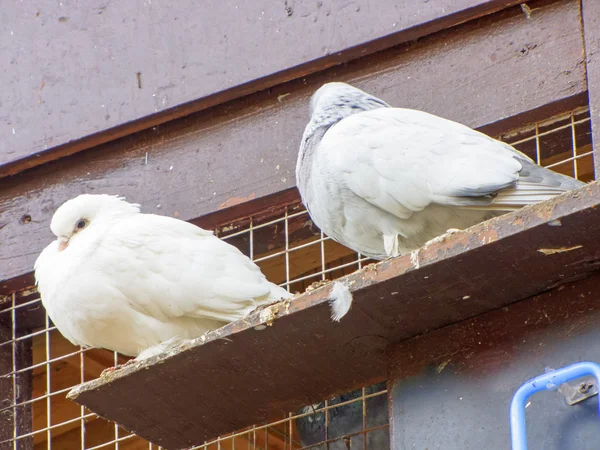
top-left (537, 245), bottom-right (584, 255)
top-left (219, 193), bottom-right (257, 210)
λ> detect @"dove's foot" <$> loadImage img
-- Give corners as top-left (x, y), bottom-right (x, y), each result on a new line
top-left (305, 279), bottom-right (331, 292)
top-left (444, 228), bottom-right (461, 237)
top-left (100, 359), bottom-right (137, 377)
top-left (422, 228), bottom-right (462, 248)
top-left (101, 366), bottom-right (119, 377)
top-left (250, 299), bottom-right (282, 314)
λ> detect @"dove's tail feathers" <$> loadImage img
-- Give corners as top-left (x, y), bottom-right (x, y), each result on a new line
top-left (486, 186), bottom-right (577, 210)
top-left (460, 160), bottom-right (584, 211)
top-left (518, 159), bottom-right (586, 191)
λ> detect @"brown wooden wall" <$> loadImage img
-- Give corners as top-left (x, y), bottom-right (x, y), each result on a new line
top-left (0, 0), bottom-right (522, 175)
top-left (0, 0), bottom-right (599, 294)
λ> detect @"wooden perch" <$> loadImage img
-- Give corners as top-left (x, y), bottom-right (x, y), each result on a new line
top-left (68, 182), bottom-right (600, 449)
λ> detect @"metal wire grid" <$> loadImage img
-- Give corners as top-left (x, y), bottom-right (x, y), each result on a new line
top-left (499, 106), bottom-right (594, 182)
top-left (0, 106), bottom-right (593, 450)
top-left (214, 205), bottom-right (373, 294)
top-left (188, 383), bottom-right (389, 450)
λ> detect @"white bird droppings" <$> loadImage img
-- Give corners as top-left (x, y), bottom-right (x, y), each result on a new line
top-left (410, 249), bottom-right (420, 269)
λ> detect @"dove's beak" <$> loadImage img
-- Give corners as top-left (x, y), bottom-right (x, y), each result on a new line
top-left (57, 237), bottom-right (69, 252)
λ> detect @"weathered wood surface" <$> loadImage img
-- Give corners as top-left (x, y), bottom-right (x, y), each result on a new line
top-left (0, 0), bottom-right (522, 178)
top-left (68, 183), bottom-right (600, 448)
top-left (388, 274), bottom-right (600, 450)
top-left (582, 0), bottom-right (600, 177)
top-left (0, 0), bottom-right (587, 293)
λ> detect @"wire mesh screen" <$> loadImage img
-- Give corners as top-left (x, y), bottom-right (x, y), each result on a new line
top-left (499, 106), bottom-right (594, 182)
top-left (0, 106), bottom-right (593, 450)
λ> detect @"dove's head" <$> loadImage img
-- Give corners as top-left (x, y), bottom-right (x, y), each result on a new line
top-left (297, 83), bottom-right (390, 181)
top-left (50, 194), bottom-right (140, 251)
top-left (309, 82), bottom-right (390, 125)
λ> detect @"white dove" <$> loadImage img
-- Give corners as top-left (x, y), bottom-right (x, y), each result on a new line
top-left (34, 194), bottom-right (290, 359)
top-left (296, 82), bottom-right (584, 259)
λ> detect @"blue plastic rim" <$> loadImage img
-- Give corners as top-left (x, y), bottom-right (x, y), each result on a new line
top-left (510, 361), bottom-right (600, 450)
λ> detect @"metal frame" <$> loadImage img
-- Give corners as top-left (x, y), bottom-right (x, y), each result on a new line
top-left (510, 362), bottom-right (600, 450)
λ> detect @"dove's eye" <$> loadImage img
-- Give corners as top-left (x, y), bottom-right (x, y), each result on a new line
top-left (75, 219), bottom-right (87, 230)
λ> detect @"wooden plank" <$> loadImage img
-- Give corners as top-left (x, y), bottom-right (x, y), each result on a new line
top-left (582, 0), bottom-right (600, 176)
top-left (0, 0), bottom-right (588, 293)
top-left (68, 182), bottom-right (600, 449)
top-left (0, 0), bottom-right (523, 178)
top-left (387, 273), bottom-right (600, 450)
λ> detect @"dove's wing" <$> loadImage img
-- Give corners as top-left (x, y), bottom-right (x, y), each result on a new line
top-left (99, 214), bottom-right (288, 323)
top-left (318, 107), bottom-right (579, 219)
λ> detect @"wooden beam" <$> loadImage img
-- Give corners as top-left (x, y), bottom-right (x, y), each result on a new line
top-left (582, 0), bottom-right (600, 176)
top-left (0, 0), bottom-right (523, 178)
top-left (68, 182), bottom-right (600, 449)
top-left (0, 0), bottom-right (588, 293)
top-left (387, 274), bottom-right (600, 449)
